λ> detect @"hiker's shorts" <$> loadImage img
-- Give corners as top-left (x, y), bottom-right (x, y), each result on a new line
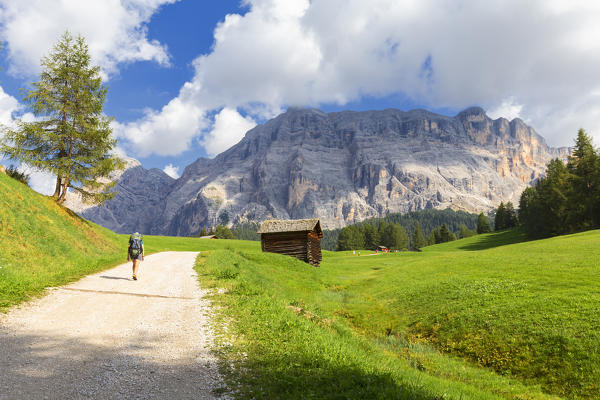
top-left (129, 251), bottom-right (143, 260)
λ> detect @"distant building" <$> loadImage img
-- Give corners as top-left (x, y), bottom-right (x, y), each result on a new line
top-left (199, 235), bottom-right (217, 239)
top-left (376, 246), bottom-right (389, 253)
top-left (257, 218), bottom-right (323, 267)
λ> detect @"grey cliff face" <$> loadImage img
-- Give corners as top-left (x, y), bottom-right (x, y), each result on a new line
top-left (68, 107), bottom-right (569, 235)
top-left (65, 158), bottom-right (176, 234)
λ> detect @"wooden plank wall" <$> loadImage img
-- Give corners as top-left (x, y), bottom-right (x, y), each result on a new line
top-left (262, 232), bottom-right (308, 262)
top-left (261, 230), bottom-right (322, 267)
top-left (307, 232), bottom-right (322, 267)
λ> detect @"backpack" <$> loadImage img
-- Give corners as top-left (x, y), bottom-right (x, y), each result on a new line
top-left (129, 232), bottom-right (143, 257)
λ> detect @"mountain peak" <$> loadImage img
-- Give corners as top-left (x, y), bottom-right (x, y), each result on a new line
top-left (456, 106), bottom-right (487, 118)
top-left (284, 106), bottom-right (327, 117)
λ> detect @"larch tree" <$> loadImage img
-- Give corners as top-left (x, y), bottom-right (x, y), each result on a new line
top-left (1, 31), bottom-right (123, 204)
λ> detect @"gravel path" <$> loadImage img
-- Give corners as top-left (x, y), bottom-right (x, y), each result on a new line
top-left (0, 251), bottom-right (226, 400)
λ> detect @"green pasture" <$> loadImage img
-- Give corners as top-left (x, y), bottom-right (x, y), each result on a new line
top-left (196, 230), bottom-right (600, 399)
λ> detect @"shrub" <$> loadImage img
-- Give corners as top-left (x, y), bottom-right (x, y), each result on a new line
top-left (6, 165), bottom-right (30, 186)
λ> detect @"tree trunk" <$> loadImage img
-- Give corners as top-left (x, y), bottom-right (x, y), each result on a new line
top-left (52, 176), bottom-right (62, 199)
top-left (57, 179), bottom-right (69, 204)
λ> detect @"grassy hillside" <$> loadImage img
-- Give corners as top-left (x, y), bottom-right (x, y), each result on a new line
top-left (196, 229), bottom-right (600, 399)
top-left (0, 172), bottom-right (127, 310)
top-left (0, 171), bottom-right (266, 311)
top-left (0, 170), bottom-right (264, 311)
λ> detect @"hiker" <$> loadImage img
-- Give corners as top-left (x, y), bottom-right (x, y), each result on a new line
top-left (127, 232), bottom-right (145, 280)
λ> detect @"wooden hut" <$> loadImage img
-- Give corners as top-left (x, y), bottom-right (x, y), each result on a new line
top-left (257, 218), bottom-right (323, 267)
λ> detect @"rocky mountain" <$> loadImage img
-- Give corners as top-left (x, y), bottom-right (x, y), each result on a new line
top-left (68, 107), bottom-right (568, 235)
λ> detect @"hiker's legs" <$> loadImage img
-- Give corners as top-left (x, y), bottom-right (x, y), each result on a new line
top-left (132, 259), bottom-right (140, 277)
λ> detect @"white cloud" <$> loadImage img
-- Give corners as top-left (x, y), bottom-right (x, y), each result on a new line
top-left (112, 96), bottom-right (208, 157)
top-left (83, 0), bottom-right (600, 155)
top-left (0, 0), bottom-right (178, 78)
top-left (162, 163), bottom-right (180, 179)
top-left (488, 98), bottom-right (524, 122)
top-left (17, 165), bottom-right (56, 196)
top-left (0, 85), bottom-right (22, 127)
top-left (28, 170), bottom-right (56, 196)
top-left (202, 108), bottom-right (257, 157)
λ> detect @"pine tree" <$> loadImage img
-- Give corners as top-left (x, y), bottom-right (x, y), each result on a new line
top-left (428, 231), bottom-right (436, 246)
top-left (567, 129), bottom-right (600, 229)
top-left (494, 202), bottom-right (506, 231)
top-left (377, 221), bottom-right (388, 246)
top-left (411, 222), bottom-right (426, 249)
top-left (385, 223), bottom-right (408, 250)
top-left (519, 187), bottom-right (543, 237)
top-left (362, 223), bottom-right (379, 250)
top-left (477, 213), bottom-right (491, 234)
top-left (432, 227), bottom-right (442, 244)
top-left (337, 225), bottom-right (364, 250)
top-left (537, 159), bottom-right (571, 235)
top-left (504, 202), bottom-right (518, 228)
top-left (439, 223), bottom-right (450, 242)
top-left (1, 31), bottom-right (122, 204)
top-left (336, 227), bottom-right (351, 251)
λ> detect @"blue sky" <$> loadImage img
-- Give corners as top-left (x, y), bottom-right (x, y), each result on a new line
top-left (0, 1), bottom-right (599, 193)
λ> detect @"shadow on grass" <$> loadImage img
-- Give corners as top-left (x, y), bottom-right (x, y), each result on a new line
top-left (229, 353), bottom-right (439, 400)
top-left (458, 229), bottom-right (529, 251)
top-left (0, 329), bottom-right (225, 399)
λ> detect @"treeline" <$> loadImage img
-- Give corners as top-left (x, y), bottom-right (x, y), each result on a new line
top-left (191, 225), bottom-right (234, 239)
top-left (191, 222), bottom-right (261, 240)
top-left (327, 208), bottom-right (482, 251)
top-left (337, 221), bottom-right (410, 251)
top-left (230, 222), bottom-right (261, 241)
top-left (226, 208), bottom-right (498, 251)
top-left (519, 129), bottom-right (600, 238)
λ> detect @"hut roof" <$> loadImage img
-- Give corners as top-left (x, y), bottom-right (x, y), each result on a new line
top-left (199, 235), bottom-right (217, 239)
top-left (257, 218), bottom-right (322, 236)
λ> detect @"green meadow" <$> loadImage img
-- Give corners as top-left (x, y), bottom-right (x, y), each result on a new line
top-left (2, 171), bottom-right (599, 398)
top-left (196, 230), bottom-right (600, 399)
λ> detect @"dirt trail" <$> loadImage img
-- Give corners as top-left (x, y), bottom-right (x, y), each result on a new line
top-left (0, 251), bottom-right (226, 399)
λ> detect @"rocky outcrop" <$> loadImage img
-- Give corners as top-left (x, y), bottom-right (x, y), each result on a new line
top-left (64, 157), bottom-right (176, 234)
top-left (68, 107), bottom-right (569, 235)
